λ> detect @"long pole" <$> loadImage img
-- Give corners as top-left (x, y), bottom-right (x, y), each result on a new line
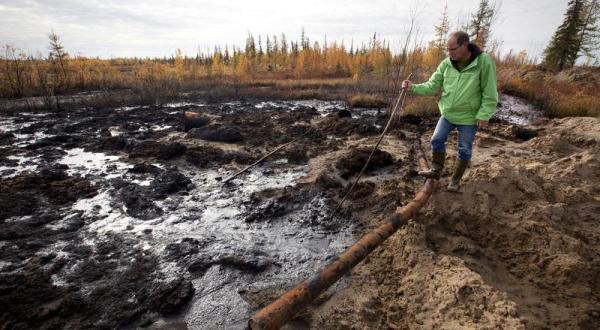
top-left (248, 141), bottom-right (435, 330)
top-left (334, 74), bottom-right (412, 214)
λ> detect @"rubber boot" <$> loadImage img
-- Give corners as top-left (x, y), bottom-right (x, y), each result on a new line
top-left (447, 160), bottom-right (469, 192)
top-left (418, 152), bottom-right (445, 179)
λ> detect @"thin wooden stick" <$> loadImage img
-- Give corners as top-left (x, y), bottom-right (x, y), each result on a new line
top-left (334, 74), bottom-right (412, 214)
top-left (222, 129), bottom-right (311, 184)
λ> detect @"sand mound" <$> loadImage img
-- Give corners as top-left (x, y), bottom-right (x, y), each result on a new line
top-left (309, 117), bottom-right (600, 329)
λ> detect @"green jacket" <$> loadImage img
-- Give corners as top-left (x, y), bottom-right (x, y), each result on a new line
top-left (411, 44), bottom-right (498, 125)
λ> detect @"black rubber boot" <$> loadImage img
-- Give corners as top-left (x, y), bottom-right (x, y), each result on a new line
top-left (447, 159), bottom-right (469, 192)
top-left (418, 152), bottom-right (445, 179)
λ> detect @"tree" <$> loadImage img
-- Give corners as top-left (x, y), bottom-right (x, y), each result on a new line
top-left (265, 35), bottom-right (273, 71)
top-left (300, 28), bottom-right (309, 50)
top-left (280, 34), bottom-right (288, 56)
top-left (257, 35), bottom-right (264, 59)
top-left (48, 31), bottom-right (68, 78)
top-left (435, 4), bottom-right (450, 47)
top-left (577, 0), bottom-right (600, 62)
top-left (424, 3), bottom-right (451, 67)
top-left (468, 0), bottom-right (498, 49)
top-left (211, 50), bottom-right (223, 77)
top-left (1, 45), bottom-right (27, 97)
top-left (235, 53), bottom-right (249, 77)
top-left (223, 45), bottom-right (230, 64)
top-left (542, 0), bottom-right (588, 70)
top-left (245, 32), bottom-right (256, 59)
top-left (47, 31), bottom-right (69, 91)
top-left (174, 48), bottom-right (184, 78)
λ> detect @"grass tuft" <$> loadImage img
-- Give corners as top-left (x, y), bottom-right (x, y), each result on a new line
top-left (348, 94), bottom-right (387, 108)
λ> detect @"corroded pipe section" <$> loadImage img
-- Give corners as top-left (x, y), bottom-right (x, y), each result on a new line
top-left (248, 144), bottom-right (435, 330)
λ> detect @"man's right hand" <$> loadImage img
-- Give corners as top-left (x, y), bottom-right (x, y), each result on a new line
top-left (402, 80), bottom-right (412, 90)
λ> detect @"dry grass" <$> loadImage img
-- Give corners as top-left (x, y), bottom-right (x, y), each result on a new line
top-left (3, 58), bottom-right (598, 120)
top-left (347, 94), bottom-right (388, 108)
top-left (3, 37), bottom-right (596, 120)
top-left (402, 95), bottom-right (438, 116)
top-left (501, 74), bottom-right (600, 118)
top-left (257, 78), bottom-right (355, 89)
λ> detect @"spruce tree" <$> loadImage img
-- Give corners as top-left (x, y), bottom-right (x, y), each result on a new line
top-left (257, 35), bottom-right (263, 58)
top-left (468, 0), bottom-right (496, 49)
top-left (578, 0), bottom-right (600, 62)
top-left (542, 0), bottom-right (586, 70)
top-left (245, 33), bottom-right (256, 59)
top-left (280, 34), bottom-right (288, 56)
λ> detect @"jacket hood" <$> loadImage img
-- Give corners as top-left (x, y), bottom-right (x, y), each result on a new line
top-left (467, 43), bottom-right (482, 58)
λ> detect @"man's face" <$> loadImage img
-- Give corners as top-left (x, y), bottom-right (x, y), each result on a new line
top-left (446, 37), bottom-right (469, 61)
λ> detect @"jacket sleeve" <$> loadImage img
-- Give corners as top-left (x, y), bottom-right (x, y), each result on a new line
top-left (475, 54), bottom-right (499, 121)
top-left (410, 61), bottom-right (445, 96)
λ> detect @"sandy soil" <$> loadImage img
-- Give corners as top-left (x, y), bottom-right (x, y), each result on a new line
top-left (307, 117), bottom-right (600, 329)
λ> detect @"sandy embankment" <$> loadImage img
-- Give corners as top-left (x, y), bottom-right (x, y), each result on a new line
top-left (309, 117), bottom-right (600, 329)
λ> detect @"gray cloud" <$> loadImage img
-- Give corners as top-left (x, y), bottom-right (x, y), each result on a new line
top-left (0, 0), bottom-right (575, 60)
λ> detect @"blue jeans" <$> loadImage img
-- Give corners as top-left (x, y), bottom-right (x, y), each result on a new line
top-left (431, 116), bottom-right (477, 161)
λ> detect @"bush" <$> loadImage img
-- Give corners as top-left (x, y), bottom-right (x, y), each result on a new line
top-left (500, 74), bottom-right (599, 118)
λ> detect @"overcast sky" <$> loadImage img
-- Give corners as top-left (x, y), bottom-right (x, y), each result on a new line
top-left (1, 0), bottom-right (571, 61)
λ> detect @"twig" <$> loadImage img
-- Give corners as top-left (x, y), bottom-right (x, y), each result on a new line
top-left (222, 128), bottom-right (312, 185)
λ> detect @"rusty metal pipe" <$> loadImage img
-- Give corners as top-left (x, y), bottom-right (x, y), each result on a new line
top-left (248, 143), bottom-right (435, 330)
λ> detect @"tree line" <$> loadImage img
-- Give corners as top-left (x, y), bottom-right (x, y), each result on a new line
top-left (0, 0), bottom-right (598, 99)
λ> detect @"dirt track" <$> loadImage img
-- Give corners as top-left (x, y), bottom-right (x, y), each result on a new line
top-left (1, 96), bottom-right (599, 329)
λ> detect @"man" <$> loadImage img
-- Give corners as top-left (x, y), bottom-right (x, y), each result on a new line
top-left (402, 31), bottom-right (498, 191)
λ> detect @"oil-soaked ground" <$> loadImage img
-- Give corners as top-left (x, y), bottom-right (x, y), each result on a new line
top-left (0, 95), bottom-right (541, 329)
top-left (0, 98), bottom-right (395, 329)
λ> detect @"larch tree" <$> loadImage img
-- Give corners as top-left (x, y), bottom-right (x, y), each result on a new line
top-left (174, 48), bottom-right (184, 78)
top-left (48, 31), bottom-right (69, 89)
top-left (425, 3), bottom-right (451, 67)
top-left (1, 45), bottom-right (27, 97)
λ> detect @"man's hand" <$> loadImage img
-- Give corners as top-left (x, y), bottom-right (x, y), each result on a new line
top-left (477, 120), bottom-right (488, 129)
top-left (402, 80), bottom-right (412, 90)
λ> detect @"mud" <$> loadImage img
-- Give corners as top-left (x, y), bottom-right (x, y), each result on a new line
top-left (335, 147), bottom-right (395, 179)
top-left (0, 99), bottom-right (375, 329)
top-left (1, 95), bottom-right (598, 329)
